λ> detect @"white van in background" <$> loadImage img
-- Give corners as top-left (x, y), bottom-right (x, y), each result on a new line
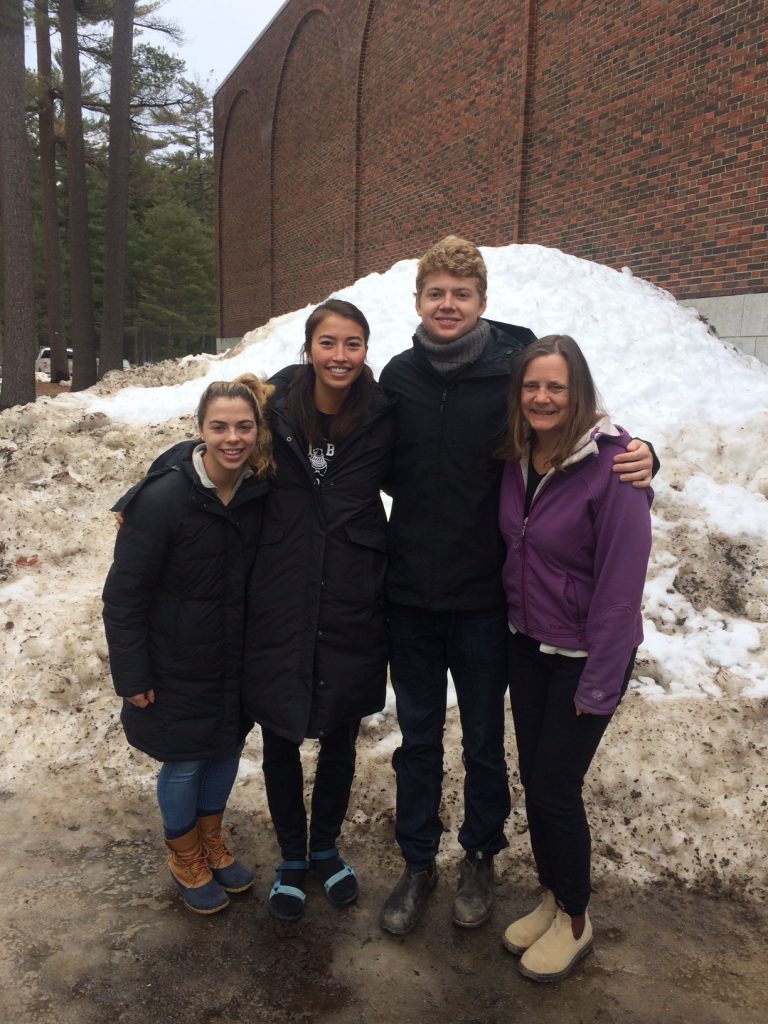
top-left (35, 347), bottom-right (74, 380)
top-left (35, 348), bottom-right (130, 379)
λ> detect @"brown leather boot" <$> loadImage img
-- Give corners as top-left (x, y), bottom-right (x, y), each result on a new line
top-left (164, 825), bottom-right (230, 914)
top-left (197, 813), bottom-right (254, 893)
top-left (453, 852), bottom-right (494, 928)
top-left (380, 862), bottom-right (438, 935)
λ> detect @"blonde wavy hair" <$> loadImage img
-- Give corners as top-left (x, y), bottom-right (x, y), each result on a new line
top-left (415, 235), bottom-right (488, 298)
top-left (195, 373), bottom-right (277, 478)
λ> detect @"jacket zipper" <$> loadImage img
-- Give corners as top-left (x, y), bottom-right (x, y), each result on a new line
top-left (518, 467), bottom-right (529, 633)
top-left (518, 464), bottom-right (553, 635)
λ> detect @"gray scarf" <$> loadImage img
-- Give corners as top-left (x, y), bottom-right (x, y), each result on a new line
top-left (415, 319), bottom-right (491, 376)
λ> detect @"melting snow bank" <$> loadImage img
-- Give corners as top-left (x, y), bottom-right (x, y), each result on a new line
top-left (1, 243), bottom-right (766, 899)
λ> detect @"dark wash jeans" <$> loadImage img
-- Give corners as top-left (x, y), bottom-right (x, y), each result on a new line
top-left (507, 630), bottom-right (635, 917)
top-left (261, 720), bottom-right (360, 861)
top-left (388, 603), bottom-right (511, 872)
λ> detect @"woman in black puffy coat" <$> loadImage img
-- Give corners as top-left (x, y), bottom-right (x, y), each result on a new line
top-left (103, 375), bottom-right (275, 915)
top-left (243, 299), bottom-right (395, 922)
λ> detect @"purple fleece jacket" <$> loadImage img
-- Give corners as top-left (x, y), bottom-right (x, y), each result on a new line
top-left (499, 419), bottom-right (653, 715)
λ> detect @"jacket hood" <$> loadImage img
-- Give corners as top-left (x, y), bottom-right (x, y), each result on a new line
top-left (110, 439), bottom-right (269, 513)
top-left (560, 416), bottom-right (629, 469)
top-left (484, 318), bottom-right (537, 350)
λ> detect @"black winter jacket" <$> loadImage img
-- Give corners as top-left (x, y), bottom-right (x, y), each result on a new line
top-left (102, 456), bottom-right (268, 762)
top-left (242, 366), bottom-right (396, 744)
top-left (380, 319), bottom-right (535, 611)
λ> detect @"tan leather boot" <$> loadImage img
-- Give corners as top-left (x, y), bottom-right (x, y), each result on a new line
top-left (197, 812), bottom-right (254, 893)
top-left (164, 825), bottom-right (230, 914)
top-left (502, 888), bottom-right (556, 954)
top-left (519, 907), bottom-right (593, 982)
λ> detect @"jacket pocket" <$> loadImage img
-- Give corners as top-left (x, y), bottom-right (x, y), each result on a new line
top-left (562, 574), bottom-right (585, 624)
top-left (338, 526), bottom-right (388, 604)
top-left (258, 522), bottom-right (285, 546)
top-left (345, 525), bottom-right (387, 554)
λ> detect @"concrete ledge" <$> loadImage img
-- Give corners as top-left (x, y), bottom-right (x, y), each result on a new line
top-left (216, 337), bottom-right (242, 355)
top-left (680, 294), bottom-right (768, 366)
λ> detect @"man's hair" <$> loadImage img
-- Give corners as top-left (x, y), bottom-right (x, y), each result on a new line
top-left (415, 235), bottom-right (488, 298)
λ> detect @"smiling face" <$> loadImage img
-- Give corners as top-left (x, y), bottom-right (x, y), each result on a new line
top-left (415, 271), bottom-right (487, 344)
top-left (308, 313), bottom-right (368, 412)
top-left (199, 396), bottom-right (258, 485)
top-left (521, 353), bottom-right (570, 441)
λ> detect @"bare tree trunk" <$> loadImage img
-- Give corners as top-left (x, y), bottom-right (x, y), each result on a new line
top-left (35, 0), bottom-right (69, 383)
top-left (0, 0), bottom-right (37, 410)
top-left (100, 0), bottom-right (135, 376)
top-left (59, 0), bottom-right (98, 390)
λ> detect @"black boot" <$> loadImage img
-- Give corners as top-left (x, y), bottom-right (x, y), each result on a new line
top-left (380, 862), bottom-right (438, 935)
top-left (453, 851), bottom-right (494, 928)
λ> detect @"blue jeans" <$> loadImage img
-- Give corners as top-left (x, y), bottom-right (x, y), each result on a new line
top-left (156, 748), bottom-right (243, 839)
top-left (388, 604), bottom-right (511, 871)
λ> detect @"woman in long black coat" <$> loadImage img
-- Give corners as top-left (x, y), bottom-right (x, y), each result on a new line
top-left (103, 375), bottom-right (275, 915)
top-left (243, 299), bottom-right (395, 921)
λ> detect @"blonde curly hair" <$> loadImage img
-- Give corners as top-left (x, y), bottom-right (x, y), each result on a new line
top-left (196, 373), bottom-right (277, 478)
top-left (415, 235), bottom-right (488, 298)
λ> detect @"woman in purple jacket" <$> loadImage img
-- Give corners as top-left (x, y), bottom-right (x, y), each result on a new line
top-left (497, 334), bottom-right (652, 982)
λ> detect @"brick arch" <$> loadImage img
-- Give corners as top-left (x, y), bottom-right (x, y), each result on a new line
top-left (218, 89), bottom-right (271, 338)
top-left (271, 9), bottom-right (356, 315)
top-left (355, 1), bottom-right (521, 278)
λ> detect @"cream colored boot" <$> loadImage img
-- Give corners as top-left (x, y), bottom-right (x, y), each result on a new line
top-left (518, 907), bottom-right (593, 982)
top-left (502, 888), bottom-right (556, 954)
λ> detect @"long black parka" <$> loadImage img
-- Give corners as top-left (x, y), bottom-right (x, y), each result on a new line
top-left (102, 458), bottom-right (267, 761)
top-left (242, 366), bottom-right (396, 744)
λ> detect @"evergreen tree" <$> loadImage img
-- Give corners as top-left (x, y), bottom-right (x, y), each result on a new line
top-left (0, 0), bottom-right (37, 409)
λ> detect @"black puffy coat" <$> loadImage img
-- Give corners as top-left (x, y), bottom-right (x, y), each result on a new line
top-left (380, 319), bottom-right (535, 611)
top-left (241, 367), bottom-right (396, 744)
top-left (102, 456), bottom-right (268, 762)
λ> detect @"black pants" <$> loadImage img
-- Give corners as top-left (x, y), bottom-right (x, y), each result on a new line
top-left (507, 630), bottom-right (634, 917)
top-left (388, 603), bottom-right (511, 871)
top-left (261, 720), bottom-right (360, 861)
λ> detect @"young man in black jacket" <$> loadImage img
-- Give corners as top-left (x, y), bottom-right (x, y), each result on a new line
top-left (378, 236), bottom-right (654, 935)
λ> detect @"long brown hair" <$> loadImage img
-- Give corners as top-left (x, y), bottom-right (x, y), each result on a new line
top-left (196, 374), bottom-right (277, 478)
top-left (286, 299), bottom-right (374, 446)
top-left (497, 334), bottom-right (605, 471)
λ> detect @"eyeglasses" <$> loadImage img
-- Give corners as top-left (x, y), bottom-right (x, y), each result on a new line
top-left (522, 382), bottom-right (568, 395)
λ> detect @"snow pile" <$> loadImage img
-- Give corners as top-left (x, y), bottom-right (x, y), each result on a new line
top-left (1, 243), bottom-right (766, 899)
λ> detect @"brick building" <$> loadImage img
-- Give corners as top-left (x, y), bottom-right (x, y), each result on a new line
top-left (214, 0), bottom-right (767, 360)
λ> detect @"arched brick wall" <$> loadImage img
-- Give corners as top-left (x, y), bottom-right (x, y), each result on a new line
top-left (355, 1), bottom-right (523, 276)
top-left (271, 10), bottom-right (356, 316)
top-left (218, 89), bottom-right (271, 337)
top-left (214, 0), bottom-right (767, 352)
top-left (521, 1), bottom-right (767, 296)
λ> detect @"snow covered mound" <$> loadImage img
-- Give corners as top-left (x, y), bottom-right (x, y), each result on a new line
top-left (1, 243), bottom-right (766, 899)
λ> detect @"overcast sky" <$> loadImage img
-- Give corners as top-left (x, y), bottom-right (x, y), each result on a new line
top-left (24, 0), bottom-right (287, 92)
top-left (151, 0), bottom-right (287, 89)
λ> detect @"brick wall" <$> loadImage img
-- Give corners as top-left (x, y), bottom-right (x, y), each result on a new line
top-left (214, 0), bottom-right (767, 339)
